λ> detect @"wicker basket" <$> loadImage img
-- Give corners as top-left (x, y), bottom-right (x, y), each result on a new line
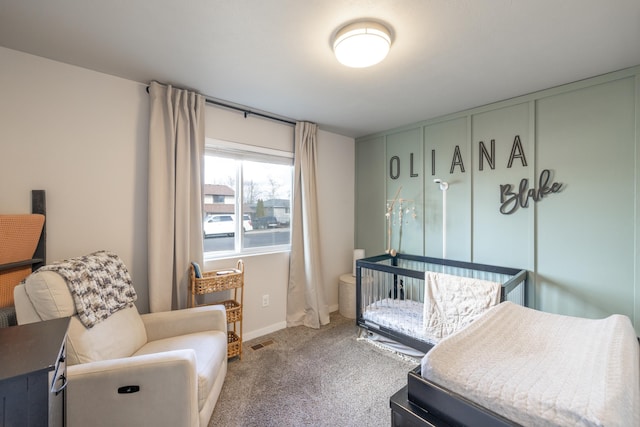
top-left (227, 331), bottom-right (241, 358)
top-left (191, 267), bottom-right (243, 295)
top-left (220, 299), bottom-right (242, 323)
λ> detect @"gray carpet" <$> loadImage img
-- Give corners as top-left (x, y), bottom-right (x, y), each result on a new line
top-left (208, 312), bottom-right (418, 427)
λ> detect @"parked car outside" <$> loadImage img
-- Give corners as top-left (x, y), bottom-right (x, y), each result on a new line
top-left (204, 214), bottom-right (253, 237)
top-left (253, 216), bottom-right (279, 230)
top-left (276, 213), bottom-right (290, 226)
top-left (203, 214), bottom-right (235, 237)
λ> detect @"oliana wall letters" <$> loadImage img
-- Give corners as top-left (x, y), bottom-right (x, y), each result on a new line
top-left (355, 66), bottom-right (640, 332)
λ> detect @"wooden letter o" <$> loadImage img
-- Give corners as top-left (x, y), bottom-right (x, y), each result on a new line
top-left (390, 156), bottom-right (400, 180)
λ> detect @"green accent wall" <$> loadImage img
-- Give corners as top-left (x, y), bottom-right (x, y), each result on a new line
top-left (355, 135), bottom-right (385, 253)
top-left (424, 117), bottom-right (470, 260)
top-left (355, 66), bottom-right (640, 332)
top-left (386, 128), bottom-right (424, 255)
top-left (535, 77), bottom-right (636, 318)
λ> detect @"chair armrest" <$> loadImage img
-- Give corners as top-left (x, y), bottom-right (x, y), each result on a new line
top-left (13, 283), bottom-right (42, 325)
top-left (66, 350), bottom-right (199, 427)
top-left (141, 305), bottom-right (227, 342)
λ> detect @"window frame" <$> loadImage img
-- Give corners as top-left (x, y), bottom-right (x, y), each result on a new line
top-left (203, 138), bottom-right (293, 260)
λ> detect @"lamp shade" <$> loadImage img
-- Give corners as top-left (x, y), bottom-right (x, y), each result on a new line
top-left (333, 21), bottom-right (391, 68)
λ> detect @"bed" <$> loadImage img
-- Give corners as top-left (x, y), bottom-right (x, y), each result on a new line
top-left (0, 190), bottom-right (46, 327)
top-left (355, 253), bottom-right (527, 354)
top-left (390, 301), bottom-right (639, 427)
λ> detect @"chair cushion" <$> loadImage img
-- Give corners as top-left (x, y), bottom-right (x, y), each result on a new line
top-left (0, 214), bottom-right (45, 307)
top-left (133, 330), bottom-right (227, 411)
top-left (0, 268), bottom-right (30, 308)
top-left (24, 270), bottom-right (76, 319)
top-left (24, 269), bottom-right (147, 365)
top-left (66, 306), bottom-right (148, 365)
top-left (0, 214), bottom-right (44, 264)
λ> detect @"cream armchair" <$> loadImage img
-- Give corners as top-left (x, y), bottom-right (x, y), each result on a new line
top-left (14, 269), bottom-right (227, 427)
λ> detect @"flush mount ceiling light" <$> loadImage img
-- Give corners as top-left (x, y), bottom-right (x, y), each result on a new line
top-left (333, 21), bottom-right (391, 68)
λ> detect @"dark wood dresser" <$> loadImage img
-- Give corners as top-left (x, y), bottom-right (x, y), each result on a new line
top-left (0, 317), bottom-right (69, 427)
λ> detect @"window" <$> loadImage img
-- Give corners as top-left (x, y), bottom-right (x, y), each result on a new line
top-left (203, 139), bottom-right (293, 257)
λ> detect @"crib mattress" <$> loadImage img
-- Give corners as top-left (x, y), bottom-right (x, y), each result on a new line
top-left (421, 301), bottom-right (640, 427)
top-left (362, 298), bottom-right (436, 345)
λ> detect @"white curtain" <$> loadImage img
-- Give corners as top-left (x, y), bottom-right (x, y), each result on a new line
top-left (287, 122), bottom-right (330, 328)
top-left (148, 81), bottom-right (204, 312)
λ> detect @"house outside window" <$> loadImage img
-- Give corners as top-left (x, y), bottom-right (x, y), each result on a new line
top-left (203, 138), bottom-right (293, 257)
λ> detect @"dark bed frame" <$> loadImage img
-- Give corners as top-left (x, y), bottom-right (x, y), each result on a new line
top-left (390, 366), bottom-right (522, 427)
top-left (0, 190), bottom-right (46, 327)
top-left (355, 253), bottom-right (528, 354)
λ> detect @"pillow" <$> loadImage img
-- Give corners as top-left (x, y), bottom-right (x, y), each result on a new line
top-left (24, 270), bottom-right (76, 319)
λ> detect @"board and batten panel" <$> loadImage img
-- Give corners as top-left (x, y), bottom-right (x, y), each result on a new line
top-left (471, 103), bottom-right (534, 270)
top-left (355, 136), bottom-right (386, 256)
top-left (386, 128), bottom-right (424, 256)
top-left (423, 117), bottom-right (471, 261)
top-left (536, 77), bottom-right (636, 319)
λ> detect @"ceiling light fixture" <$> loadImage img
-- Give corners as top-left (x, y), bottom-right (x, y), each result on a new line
top-left (333, 21), bottom-right (391, 68)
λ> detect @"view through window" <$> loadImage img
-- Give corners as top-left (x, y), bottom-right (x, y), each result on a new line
top-left (203, 142), bottom-right (293, 256)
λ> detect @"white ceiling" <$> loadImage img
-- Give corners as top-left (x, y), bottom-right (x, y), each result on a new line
top-left (1, 0), bottom-right (639, 138)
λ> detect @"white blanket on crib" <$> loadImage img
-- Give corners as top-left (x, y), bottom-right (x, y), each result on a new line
top-left (423, 271), bottom-right (500, 340)
top-left (421, 302), bottom-right (640, 427)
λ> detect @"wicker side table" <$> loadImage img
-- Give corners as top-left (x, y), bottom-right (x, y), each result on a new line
top-left (189, 260), bottom-right (244, 359)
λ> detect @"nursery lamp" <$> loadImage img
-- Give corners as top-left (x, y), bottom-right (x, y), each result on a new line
top-left (333, 21), bottom-right (391, 68)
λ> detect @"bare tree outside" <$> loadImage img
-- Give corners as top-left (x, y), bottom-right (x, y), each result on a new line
top-left (267, 176), bottom-right (280, 200)
top-left (244, 179), bottom-right (258, 205)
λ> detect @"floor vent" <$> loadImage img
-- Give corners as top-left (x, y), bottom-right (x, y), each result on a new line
top-left (251, 339), bottom-right (275, 351)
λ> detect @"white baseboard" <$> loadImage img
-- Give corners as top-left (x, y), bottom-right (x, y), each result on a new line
top-left (243, 305), bottom-right (341, 342)
top-left (243, 320), bottom-right (287, 342)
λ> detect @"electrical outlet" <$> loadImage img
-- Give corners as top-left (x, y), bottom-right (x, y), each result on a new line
top-left (262, 294), bottom-right (269, 307)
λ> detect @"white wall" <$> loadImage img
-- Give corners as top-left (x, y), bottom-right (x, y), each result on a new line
top-left (0, 47), bottom-right (355, 340)
top-left (0, 46), bottom-right (150, 311)
top-left (317, 129), bottom-right (356, 310)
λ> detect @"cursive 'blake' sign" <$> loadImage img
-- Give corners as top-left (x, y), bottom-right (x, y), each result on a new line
top-left (499, 169), bottom-right (562, 215)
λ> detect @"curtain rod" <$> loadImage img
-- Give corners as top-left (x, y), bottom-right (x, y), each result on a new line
top-left (204, 98), bottom-right (296, 126)
top-left (146, 85), bottom-right (296, 126)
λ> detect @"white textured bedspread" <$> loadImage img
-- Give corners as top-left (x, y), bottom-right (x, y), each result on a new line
top-left (421, 302), bottom-right (640, 427)
top-left (423, 271), bottom-right (501, 341)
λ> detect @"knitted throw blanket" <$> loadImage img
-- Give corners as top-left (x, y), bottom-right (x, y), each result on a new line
top-left (39, 250), bottom-right (137, 328)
